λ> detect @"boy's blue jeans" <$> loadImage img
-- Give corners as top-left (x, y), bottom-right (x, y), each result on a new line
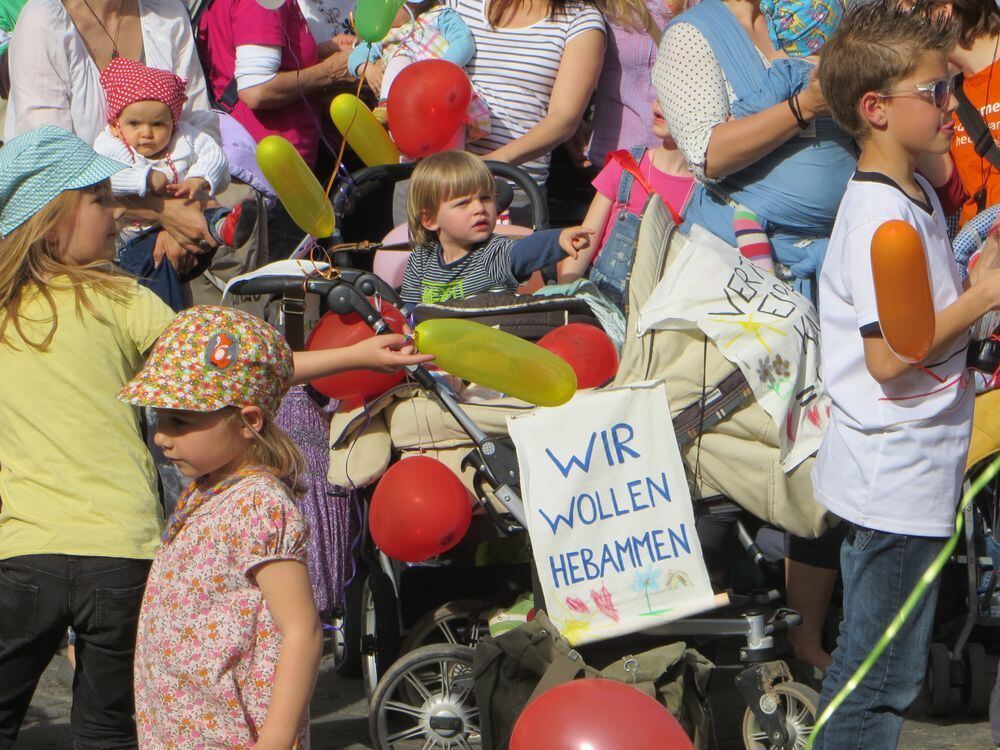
top-left (814, 524), bottom-right (946, 750)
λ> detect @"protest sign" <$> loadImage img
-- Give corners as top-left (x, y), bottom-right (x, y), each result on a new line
top-left (507, 381), bottom-right (719, 645)
top-left (638, 226), bottom-right (829, 471)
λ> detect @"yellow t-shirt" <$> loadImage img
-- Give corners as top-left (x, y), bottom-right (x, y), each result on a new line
top-left (0, 280), bottom-right (176, 560)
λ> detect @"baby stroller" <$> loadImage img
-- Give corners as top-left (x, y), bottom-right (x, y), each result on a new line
top-left (921, 387), bottom-right (1000, 718)
top-left (231, 185), bottom-right (833, 748)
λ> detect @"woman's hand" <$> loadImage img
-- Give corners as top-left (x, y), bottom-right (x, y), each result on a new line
top-left (796, 70), bottom-right (830, 120)
top-left (153, 230), bottom-right (199, 275)
top-left (159, 198), bottom-right (218, 254)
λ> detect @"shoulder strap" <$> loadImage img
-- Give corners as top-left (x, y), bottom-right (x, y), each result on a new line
top-left (955, 74), bottom-right (1000, 170)
top-left (669, 0), bottom-right (766, 103)
top-left (605, 150), bottom-right (683, 225)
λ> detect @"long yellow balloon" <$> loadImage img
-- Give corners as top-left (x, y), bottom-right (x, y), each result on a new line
top-left (256, 135), bottom-right (335, 238)
top-left (330, 94), bottom-right (400, 167)
top-left (413, 319), bottom-right (577, 407)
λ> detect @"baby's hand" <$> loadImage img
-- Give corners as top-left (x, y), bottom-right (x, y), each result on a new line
top-left (147, 170), bottom-right (169, 195)
top-left (166, 177), bottom-right (210, 200)
top-left (558, 226), bottom-right (595, 260)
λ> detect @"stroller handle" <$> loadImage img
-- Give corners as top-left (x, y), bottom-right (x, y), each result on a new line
top-left (331, 161), bottom-right (550, 232)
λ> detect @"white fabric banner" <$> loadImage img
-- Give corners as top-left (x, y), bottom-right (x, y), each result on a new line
top-left (637, 226), bottom-right (829, 471)
top-left (507, 381), bottom-right (718, 646)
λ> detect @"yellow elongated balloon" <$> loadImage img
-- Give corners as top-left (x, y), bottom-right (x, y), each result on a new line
top-left (413, 319), bottom-right (577, 407)
top-left (256, 135), bottom-right (335, 238)
top-left (330, 94), bottom-right (400, 167)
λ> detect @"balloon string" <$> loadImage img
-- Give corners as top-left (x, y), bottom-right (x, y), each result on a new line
top-left (324, 16), bottom-right (373, 202)
top-left (804, 453), bottom-right (1000, 749)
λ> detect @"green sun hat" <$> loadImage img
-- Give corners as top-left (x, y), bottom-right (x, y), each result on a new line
top-left (0, 125), bottom-right (126, 237)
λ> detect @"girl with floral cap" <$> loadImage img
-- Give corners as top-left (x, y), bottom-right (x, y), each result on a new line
top-left (119, 305), bottom-right (339, 749)
top-left (0, 125), bottom-right (430, 749)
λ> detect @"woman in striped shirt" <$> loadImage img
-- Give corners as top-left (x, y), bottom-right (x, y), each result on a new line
top-left (447, 0), bottom-right (606, 188)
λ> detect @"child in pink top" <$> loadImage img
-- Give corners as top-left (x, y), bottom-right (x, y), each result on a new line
top-left (560, 100), bottom-right (694, 308)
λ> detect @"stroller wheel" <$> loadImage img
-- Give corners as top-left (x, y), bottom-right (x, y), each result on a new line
top-left (963, 641), bottom-right (989, 716)
top-left (741, 681), bottom-right (819, 750)
top-left (369, 643), bottom-right (480, 750)
top-left (924, 642), bottom-right (952, 717)
top-left (362, 571), bottom-right (402, 699)
top-left (399, 600), bottom-right (491, 654)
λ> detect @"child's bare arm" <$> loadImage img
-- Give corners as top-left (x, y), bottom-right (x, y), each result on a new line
top-left (864, 270), bottom-right (1000, 383)
top-left (290, 334), bottom-right (434, 385)
top-left (252, 560), bottom-right (322, 750)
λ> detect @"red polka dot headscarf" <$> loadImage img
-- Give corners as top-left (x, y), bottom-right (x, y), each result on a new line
top-left (99, 57), bottom-right (188, 126)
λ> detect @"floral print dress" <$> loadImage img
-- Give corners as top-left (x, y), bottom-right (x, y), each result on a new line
top-left (134, 472), bottom-right (310, 749)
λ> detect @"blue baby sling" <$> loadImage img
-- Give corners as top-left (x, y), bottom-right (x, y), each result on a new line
top-left (673, 0), bottom-right (856, 301)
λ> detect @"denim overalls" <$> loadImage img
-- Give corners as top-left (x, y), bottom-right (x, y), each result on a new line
top-left (672, 0), bottom-right (857, 302)
top-left (589, 145), bottom-right (649, 310)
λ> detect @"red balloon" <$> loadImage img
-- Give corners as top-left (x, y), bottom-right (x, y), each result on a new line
top-left (305, 301), bottom-right (406, 401)
top-left (538, 324), bottom-right (619, 389)
top-left (369, 456), bottom-right (472, 562)
top-left (511, 679), bottom-right (695, 750)
top-left (387, 60), bottom-right (471, 159)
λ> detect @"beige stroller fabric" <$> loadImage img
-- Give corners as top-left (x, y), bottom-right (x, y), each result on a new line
top-left (328, 198), bottom-right (831, 538)
top-left (614, 197), bottom-right (830, 538)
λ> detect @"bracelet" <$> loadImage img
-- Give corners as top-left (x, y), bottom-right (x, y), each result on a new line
top-left (788, 95), bottom-right (809, 129)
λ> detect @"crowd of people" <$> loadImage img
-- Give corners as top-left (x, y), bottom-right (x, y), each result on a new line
top-left (3, 0), bottom-right (1000, 747)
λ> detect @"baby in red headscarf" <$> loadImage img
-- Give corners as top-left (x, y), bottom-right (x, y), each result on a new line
top-left (93, 57), bottom-right (256, 311)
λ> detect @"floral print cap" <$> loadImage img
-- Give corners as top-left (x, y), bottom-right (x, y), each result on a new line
top-left (119, 306), bottom-right (293, 414)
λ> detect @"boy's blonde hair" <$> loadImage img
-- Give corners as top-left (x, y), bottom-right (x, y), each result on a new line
top-left (407, 151), bottom-right (496, 247)
top-left (0, 185), bottom-right (133, 351)
top-left (819, 2), bottom-right (955, 141)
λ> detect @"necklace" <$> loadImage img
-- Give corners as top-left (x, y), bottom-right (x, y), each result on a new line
top-left (79, 0), bottom-right (127, 58)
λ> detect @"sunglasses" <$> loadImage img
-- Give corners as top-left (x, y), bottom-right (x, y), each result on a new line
top-left (880, 76), bottom-right (956, 111)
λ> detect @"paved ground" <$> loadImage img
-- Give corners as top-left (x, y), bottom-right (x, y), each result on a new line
top-left (11, 647), bottom-right (997, 749)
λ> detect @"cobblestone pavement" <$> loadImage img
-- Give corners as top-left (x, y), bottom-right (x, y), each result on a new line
top-left (11, 649), bottom-right (996, 749)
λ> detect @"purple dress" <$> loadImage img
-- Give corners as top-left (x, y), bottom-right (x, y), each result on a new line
top-left (588, 4), bottom-right (671, 167)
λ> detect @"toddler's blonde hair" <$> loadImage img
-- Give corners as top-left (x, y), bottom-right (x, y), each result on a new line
top-left (407, 151), bottom-right (496, 247)
top-left (0, 184), bottom-right (133, 350)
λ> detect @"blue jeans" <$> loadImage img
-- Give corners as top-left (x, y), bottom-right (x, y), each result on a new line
top-left (814, 524), bottom-right (945, 750)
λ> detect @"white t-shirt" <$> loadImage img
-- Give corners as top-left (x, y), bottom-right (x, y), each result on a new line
top-left (813, 172), bottom-right (973, 537)
top-left (447, 0), bottom-right (605, 186)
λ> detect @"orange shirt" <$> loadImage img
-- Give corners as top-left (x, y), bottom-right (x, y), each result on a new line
top-left (952, 60), bottom-right (1000, 227)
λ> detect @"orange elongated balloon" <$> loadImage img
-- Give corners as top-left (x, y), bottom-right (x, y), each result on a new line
top-left (413, 319), bottom-right (577, 406)
top-left (871, 220), bottom-right (936, 363)
top-left (330, 94), bottom-right (400, 167)
top-left (256, 135), bottom-right (335, 238)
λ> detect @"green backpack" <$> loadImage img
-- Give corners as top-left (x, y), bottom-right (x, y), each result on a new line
top-left (473, 610), bottom-right (714, 750)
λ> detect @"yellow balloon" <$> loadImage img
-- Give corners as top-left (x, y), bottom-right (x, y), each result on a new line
top-left (256, 135), bottom-right (335, 238)
top-left (413, 319), bottom-right (577, 407)
top-left (330, 94), bottom-right (400, 167)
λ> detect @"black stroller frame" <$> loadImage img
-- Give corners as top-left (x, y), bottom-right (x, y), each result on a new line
top-left (229, 162), bottom-right (819, 749)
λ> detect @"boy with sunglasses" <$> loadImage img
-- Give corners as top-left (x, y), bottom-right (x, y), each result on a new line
top-left (812, 5), bottom-right (1000, 748)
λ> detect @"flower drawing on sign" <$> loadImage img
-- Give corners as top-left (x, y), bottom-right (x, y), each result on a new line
top-left (664, 570), bottom-right (692, 591)
top-left (590, 584), bottom-right (620, 622)
top-left (632, 566), bottom-right (662, 615)
top-left (565, 596), bottom-right (590, 614)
